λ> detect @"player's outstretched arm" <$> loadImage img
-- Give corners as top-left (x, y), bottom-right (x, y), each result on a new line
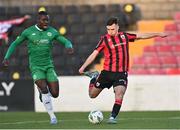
top-left (3, 34), bottom-right (26, 66)
top-left (136, 32), bottom-right (169, 40)
top-left (56, 35), bottom-right (74, 54)
top-left (79, 50), bottom-right (99, 74)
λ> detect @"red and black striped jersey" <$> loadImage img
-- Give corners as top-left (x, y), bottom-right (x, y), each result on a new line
top-left (95, 32), bottom-right (136, 72)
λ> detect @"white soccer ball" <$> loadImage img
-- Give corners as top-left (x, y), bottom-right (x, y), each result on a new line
top-left (88, 110), bottom-right (103, 124)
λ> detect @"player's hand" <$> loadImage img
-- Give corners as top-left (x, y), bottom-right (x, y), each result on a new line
top-left (2, 59), bottom-right (9, 67)
top-left (2, 59), bottom-right (9, 70)
top-left (79, 67), bottom-right (85, 74)
top-left (24, 15), bottom-right (31, 19)
top-left (66, 48), bottom-right (74, 54)
top-left (159, 32), bottom-right (169, 38)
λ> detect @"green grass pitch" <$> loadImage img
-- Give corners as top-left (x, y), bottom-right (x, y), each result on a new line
top-left (0, 111), bottom-right (180, 129)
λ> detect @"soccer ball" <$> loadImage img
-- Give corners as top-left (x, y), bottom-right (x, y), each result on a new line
top-left (88, 110), bottom-right (103, 124)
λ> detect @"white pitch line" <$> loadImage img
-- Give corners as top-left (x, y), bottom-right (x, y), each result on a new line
top-left (0, 116), bottom-right (180, 125)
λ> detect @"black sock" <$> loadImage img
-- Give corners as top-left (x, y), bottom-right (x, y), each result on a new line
top-left (111, 104), bottom-right (121, 118)
top-left (90, 77), bottom-right (96, 84)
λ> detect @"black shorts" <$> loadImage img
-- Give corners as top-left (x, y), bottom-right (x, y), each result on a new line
top-left (95, 70), bottom-right (128, 89)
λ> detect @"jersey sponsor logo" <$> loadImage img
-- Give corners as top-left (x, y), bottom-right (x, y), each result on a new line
top-left (47, 32), bottom-right (52, 37)
top-left (32, 33), bottom-right (36, 36)
top-left (111, 42), bottom-right (126, 49)
top-left (34, 39), bottom-right (49, 44)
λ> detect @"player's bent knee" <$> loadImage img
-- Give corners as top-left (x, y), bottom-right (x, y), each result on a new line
top-left (51, 93), bottom-right (59, 98)
top-left (89, 93), bottom-right (98, 98)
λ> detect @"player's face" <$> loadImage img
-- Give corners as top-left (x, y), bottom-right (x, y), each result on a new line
top-left (106, 23), bottom-right (119, 36)
top-left (38, 15), bottom-right (49, 30)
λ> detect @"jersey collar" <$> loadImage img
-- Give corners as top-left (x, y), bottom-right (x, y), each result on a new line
top-left (35, 24), bottom-right (43, 31)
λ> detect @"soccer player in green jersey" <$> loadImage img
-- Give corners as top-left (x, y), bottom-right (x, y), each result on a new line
top-left (2, 11), bottom-right (74, 124)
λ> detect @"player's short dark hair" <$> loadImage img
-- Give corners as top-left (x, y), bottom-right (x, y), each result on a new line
top-left (38, 11), bottom-right (48, 16)
top-left (106, 17), bottom-right (119, 26)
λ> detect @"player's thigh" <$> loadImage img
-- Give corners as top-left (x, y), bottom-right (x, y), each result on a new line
top-left (89, 87), bottom-right (103, 98)
top-left (32, 69), bottom-right (46, 82)
top-left (46, 67), bottom-right (58, 82)
top-left (35, 79), bottom-right (49, 93)
top-left (113, 85), bottom-right (127, 99)
top-left (47, 81), bottom-right (59, 98)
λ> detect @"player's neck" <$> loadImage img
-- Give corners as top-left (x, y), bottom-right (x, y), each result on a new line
top-left (35, 24), bottom-right (44, 31)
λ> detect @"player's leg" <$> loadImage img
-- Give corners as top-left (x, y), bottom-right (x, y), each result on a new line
top-left (108, 85), bottom-right (126, 124)
top-left (46, 67), bottom-right (59, 98)
top-left (84, 71), bottom-right (104, 98)
top-left (47, 81), bottom-right (59, 98)
top-left (33, 69), bottom-right (57, 124)
top-left (108, 72), bottom-right (128, 124)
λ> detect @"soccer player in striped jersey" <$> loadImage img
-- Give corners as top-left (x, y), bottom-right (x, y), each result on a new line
top-left (2, 11), bottom-right (74, 124)
top-left (79, 17), bottom-right (168, 124)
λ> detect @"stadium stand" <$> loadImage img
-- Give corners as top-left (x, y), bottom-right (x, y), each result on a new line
top-left (0, 4), bottom-right (140, 79)
top-left (130, 12), bottom-right (180, 75)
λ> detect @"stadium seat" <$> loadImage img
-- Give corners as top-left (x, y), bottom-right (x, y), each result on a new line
top-left (95, 13), bottom-right (108, 24)
top-left (148, 68), bottom-right (165, 75)
top-left (67, 14), bottom-right (81, 24)
top-left (92, 4), bottom-right (106, 13)
top-left (154, 37), bottom-right (168, 45)
top-left (52, 14), bottom-right (67, 25)
top-left (156, 45), bottom-right (173, 56)
top-left (143, 46), bottom-right (157, 56)
top-left (106, 4), bottom-right (121, 13)
top-left (166, 35), bottom-right (179, 45)
top-left (47, 6), bottom-right (63, 14)
top-left (164, 68), bottom-right (180, 75)
top-left (159, 56), bottom-right (177, 68)
top-left (144, 56), bottom-right (161, 68)
top-left (84, 23), bottom-right (99, 34)
top-left (70, 24), bottom-right (84, 34)
top-left (81, 13), bottom-right (96, 23)
top-left (6, 7), bottom-right (20, 15)
top-left (63, 5), bottom-right (78, 14)
top-left (129, 68), bottom-right (149, 75)
top-left (164, 23), bottom-right (177, 32)
top-left (172, 45), bottom-right (180, 55)
top-left (132, 57), bottom-right (146, 69)
top-left (176, 56), bottom-right (180, 67)
top-left (0, 7), bottom-right (6, 16)
top-left (173, 12), bottom-right (180, 22)
top-left (78, 5), bottom-right (91, 13)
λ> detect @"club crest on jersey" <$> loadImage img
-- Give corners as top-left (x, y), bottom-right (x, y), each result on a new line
top-left (96, 82), bottom-right (100, 87)
top-left (108, 38), bottom-right (111, 42)
top-left (121, 35), bottom-right (125, 39)
top-left (47, 32), bottom-right (52, 37)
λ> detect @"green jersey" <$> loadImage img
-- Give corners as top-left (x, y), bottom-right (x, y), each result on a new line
top-left (4, 25), bottom-right (73, 69)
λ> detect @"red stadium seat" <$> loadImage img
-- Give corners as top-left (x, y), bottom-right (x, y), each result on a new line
top-left (176, 56), bottom-right (180, 67)
top-left (174, 12), bottom-right (180, 22)
top-left (144, 56), bottom-right (161, 68)
top-left (129, 68), bottom-right (149, 75)
top-left (159, 56), bottom-right (177, 68)
top-left (156, 45), bottom-right (173, 56)
top-left (164, 23), bottom-right (178, 32)
top-left (167, 35), bottom-right (179, 45)
top-left (172, 45), bottom-right (180, 55)
top-left (132, 57), bottom-right (146, 69)
top-left (164, 68), bottom-right (180, 75)
top-left (148, 68), bottom-right (166, 75)
top-left (154, 37), bottom-right (168, 45)
top-left (143, 46), bottom-right (157, 56)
